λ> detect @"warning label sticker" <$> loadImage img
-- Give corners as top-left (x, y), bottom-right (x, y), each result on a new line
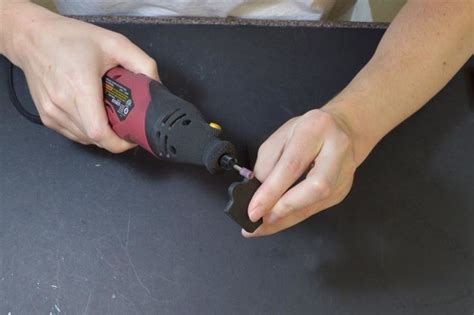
top-left (104, 77), bottom-right (134, 121)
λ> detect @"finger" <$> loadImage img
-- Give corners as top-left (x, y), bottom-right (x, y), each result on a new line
top-left (106, 33), bottom-right (160, 81)
top-left (76, 76), bottom-right (136, 153)
top-left (48, 100), bottom-right (91, 142)
top-left (253, 124), bottom-right (289, 182)
top-left (266, 138), bottom-right (347, 220)
top-left (59, 117), bottom-right (91, 144)
top-left (39, 101), bottom-right (91, 145)
top-left (57, 126), bottom-right (88, 144)
top-left (54, 94), bottom-right (87, 134)
top-left (242, 203), bottom-right (316, 238)
top-left (40, 109), bottom-right (86, 144)
top-left (248, 123), bottom-right (324, 222)
top-left (43, 79), bottom-right (85, 131)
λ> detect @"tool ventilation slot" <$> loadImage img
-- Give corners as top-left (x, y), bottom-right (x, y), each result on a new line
top-left (170, 146), bottom-right (176, 156)
top-left (157, 131), bottom-right (168, 157)
top-left (162, 109), bottom-right (180, 125)
top-left (169, 114), bottom-right (186, 128)
top-left (164, 135), bottom-right (169, 157)
top-left (157, 131), bottom-right (163, 156)
top-left (158, 109), bottom-right (186, 157)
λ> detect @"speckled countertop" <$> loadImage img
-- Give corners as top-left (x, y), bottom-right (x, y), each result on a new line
top-left (78, 15), bottom-right (388, 29)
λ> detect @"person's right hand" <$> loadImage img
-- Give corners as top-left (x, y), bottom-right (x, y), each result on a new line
top-left (3, 2), bottom-right (159, 152)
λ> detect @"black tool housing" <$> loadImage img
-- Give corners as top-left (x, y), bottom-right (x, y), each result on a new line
top-left (145, 81), bottom-right (236, 173)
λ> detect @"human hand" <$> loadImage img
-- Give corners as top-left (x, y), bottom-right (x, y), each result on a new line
top-left (4, 3), bottom-right (159, 152)
top-left (244, 109), bottom-right (360, 237)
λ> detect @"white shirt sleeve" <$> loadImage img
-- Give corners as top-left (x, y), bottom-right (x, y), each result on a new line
top-left (53, 0), bottom-right (335, 20)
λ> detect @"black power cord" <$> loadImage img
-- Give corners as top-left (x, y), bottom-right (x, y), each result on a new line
top-left (8, 62), bottom-right (43, 125)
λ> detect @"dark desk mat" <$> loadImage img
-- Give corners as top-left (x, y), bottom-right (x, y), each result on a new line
top-left (0, 22), bottom-right (473, 314)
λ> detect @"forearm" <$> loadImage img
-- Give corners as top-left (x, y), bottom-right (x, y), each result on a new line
top-left (0, 0), bottom-right (32, 56)
top-left (324, 0), bottom-right (473, 165)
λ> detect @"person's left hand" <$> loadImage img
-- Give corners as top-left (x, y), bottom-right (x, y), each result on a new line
top-left (243, 108), bottom-right (358, 237)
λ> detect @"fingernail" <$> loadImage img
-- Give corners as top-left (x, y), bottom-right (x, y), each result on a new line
top-left (241, 229), bottom-right (256, 238)
top-left (249, 207), bottom-right (263, 222)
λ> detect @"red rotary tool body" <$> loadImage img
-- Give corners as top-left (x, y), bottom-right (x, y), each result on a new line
top-left (103, 67), bottom-right (238, 174)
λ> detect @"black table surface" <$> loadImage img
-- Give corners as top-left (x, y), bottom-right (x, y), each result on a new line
top-left (0, 19), bottom-right (473, 315)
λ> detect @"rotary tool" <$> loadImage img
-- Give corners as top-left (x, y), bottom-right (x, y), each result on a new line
top-left (8, 63), bottom-right (263, 233)
top-left (103, 67), bottom-right (252, 177)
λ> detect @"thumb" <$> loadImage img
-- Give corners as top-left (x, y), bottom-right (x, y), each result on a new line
top-left (106, 34), bottom-right (160, 81)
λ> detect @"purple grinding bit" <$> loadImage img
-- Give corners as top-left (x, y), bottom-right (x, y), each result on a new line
top-left (219, 154), bottom-right (255, 179)
top-left (233, 164), bottom-right (255, 180)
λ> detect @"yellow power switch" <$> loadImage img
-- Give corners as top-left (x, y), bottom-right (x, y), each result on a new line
top-left (209, 122), bottom-right (222, 130)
